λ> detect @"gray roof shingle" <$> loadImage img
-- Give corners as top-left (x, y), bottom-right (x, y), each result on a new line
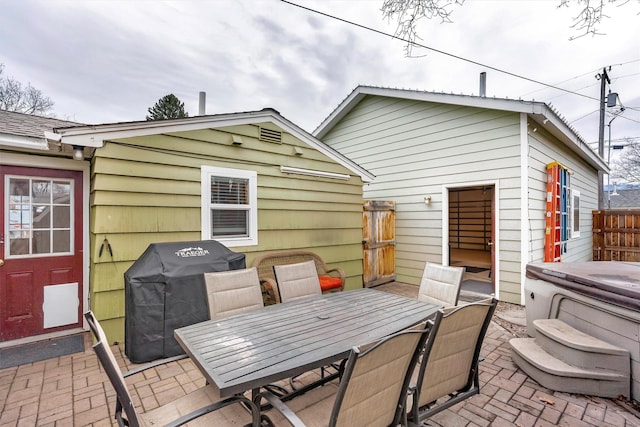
top-left (0, 109), bottom-right (82, 139)
top-left (607, 188), bottom-right (640, 209)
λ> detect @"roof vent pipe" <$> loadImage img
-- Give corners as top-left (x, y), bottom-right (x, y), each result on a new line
top-left (198, 92), bottom-right (206, 115)
top-left (479, 72), bottom-right (486, 97)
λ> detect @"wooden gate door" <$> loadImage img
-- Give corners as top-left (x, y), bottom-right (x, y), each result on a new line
top-left (363, 200), bottom-right (396, 287)
top-left (0, 165), bottom-right (83, 341)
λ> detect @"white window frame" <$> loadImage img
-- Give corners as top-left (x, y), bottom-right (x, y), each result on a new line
top-left (5, 174), bottom-right (75, 258)
top-left (569, 189), bottom-right (580, 239)
top-left (200, 166), bottom-right (258, 247)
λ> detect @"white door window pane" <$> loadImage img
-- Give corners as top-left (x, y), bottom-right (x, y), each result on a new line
top-left (53, 206), bottom-right (70, 228)
top-left (33, 230), bottom-right (51, 254)
top-left (5, 176), bottom-right (73, 257)
top-left (53, 230), bottom-right (71, 252)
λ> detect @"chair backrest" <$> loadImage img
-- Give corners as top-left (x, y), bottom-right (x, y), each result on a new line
top-left (204, 267), bottom-right (264, 319)
top-left (417, 262), bottom-right (465, 307)
top-left (415, 297), bottom-right (497, 409)
top-left (85, 311), bottom-right (140, 427)
top-left (273, 260), bottom-right (322, 303)
top-left (330, 322), bottom-right (430, 427)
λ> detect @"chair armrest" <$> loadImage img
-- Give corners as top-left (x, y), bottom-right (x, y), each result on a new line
top-left (257, 390), bottom-right (307, 427)
top-left (123, 354), bottom-right (188, 378)
top-left (165, 395), bottom-right (261, 427)
top-left (324, 266), bottom-right (346, 288)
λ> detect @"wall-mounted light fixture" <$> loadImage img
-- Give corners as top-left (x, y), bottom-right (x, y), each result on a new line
top-left (424, 195), bottom-right (432, 204)
top-left (280, 166), bottom-right (350, 180)
top-left (72, 145), bottom-right (84, 161)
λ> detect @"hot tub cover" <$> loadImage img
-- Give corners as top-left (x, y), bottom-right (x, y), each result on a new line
top-left (526, 261), bottom-right (640, 311)
top-left (124, 240), bottom-right (245, 363)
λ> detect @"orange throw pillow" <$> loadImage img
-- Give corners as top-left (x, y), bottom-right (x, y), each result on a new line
top-left (319, 276), bottom-right (342, 291)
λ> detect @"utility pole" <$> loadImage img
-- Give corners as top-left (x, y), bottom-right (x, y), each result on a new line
top-left (597, 67), bottom-right (610, 210)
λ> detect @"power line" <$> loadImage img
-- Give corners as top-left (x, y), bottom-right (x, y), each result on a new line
top-left (281, 0), bottom-right (599, 101)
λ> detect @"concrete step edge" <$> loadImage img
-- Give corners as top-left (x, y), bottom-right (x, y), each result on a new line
top-left (533, 319), bottom-right (629, 356)
top-left (511, 344), bottom-right (630, 399)
top-left (510, 337), bottom-right (628, 380)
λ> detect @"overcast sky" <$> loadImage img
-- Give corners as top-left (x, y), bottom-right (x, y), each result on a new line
top-left (1, 0), bottom-right (638, 150)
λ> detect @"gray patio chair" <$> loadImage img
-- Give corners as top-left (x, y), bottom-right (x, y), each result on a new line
top-left (85, 311), bottom-right (261, 427)
top-left (407, 297), bottom-right (497, 426)
top-left (273, 259), bottom-right (337, 390)
top-left (273, 260), bottom-right (322, 303)
top-left (417, 262), bottom-right (465, 307)
top-left (256, 321), bottom-right (430, 427)
top-left (204, 267), bottom-right (264, 319)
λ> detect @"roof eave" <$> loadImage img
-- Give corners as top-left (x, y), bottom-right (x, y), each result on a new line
top-left (53, 110), bottom-right (375, 183)
top-left (314, 85), bottom-right (607, 174)
top-left (532, 107), bottom-right (609, 173)
top-left (314, 86), bottom-right (547, 139)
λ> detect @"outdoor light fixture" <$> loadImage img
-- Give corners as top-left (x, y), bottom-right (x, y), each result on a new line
top-left (72, 145), bottom-right (84, 161)
top-left (424, 195), bottom-right (432, 204)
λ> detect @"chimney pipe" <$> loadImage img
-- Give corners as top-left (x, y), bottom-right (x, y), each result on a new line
top-left (479, 72), bottom-right (486, 97)
top-left (198, 92), bottom-right (206, 115)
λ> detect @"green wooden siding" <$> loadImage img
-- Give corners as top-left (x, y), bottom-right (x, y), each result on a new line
top-left (90, 124), bottom-right (365, 343)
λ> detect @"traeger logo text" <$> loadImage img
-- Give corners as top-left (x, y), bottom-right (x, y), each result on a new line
top-left (175, 247), bottom-right (210, 257)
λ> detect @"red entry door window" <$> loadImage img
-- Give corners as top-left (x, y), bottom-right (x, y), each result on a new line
top-left (1, 166), bottom-right (83, 341)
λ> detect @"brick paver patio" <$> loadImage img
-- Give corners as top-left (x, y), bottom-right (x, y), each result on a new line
top-left (1, 283), bottom-right (639, 426)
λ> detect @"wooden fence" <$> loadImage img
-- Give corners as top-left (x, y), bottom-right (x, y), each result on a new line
top-left (593, 210), bottom-right (640, 261)
top-left (362, 200), bottom-right (396, 287)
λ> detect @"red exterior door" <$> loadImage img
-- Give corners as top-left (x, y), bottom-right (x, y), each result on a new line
top-left (0, 165), bottom-right (83, 341)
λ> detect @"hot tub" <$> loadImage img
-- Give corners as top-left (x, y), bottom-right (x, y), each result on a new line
top-left (525, 261), bottom-right (640, 400)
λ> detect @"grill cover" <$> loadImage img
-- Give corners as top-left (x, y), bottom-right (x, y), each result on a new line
top-left (124, 240), bottom-right (245, 363)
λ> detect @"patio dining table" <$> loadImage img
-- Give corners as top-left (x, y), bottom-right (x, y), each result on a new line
top-left (174, 288), bottom-right (440, 399)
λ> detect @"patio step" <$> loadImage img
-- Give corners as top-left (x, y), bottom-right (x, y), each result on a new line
top-left (533, 319), bottom-right (630, 375)
top-left (510, 319), bottom-right (630, 399)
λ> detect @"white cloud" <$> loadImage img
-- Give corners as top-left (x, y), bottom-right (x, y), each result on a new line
top-left (0, 0), bottom-right (637, 143)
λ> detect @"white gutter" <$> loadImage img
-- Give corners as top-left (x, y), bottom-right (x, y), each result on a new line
top-left (0, 132), bottom-right (48, 150)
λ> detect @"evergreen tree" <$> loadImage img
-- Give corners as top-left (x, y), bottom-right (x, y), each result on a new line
top-left (146, 94), bottom-right (189, 120)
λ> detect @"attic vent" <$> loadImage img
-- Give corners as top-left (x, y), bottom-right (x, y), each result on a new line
top-left (259, 127), bottom-right (282, 143)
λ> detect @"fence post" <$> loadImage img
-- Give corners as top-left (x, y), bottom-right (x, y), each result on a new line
top-left (592, 210), bottom-right (604, 261)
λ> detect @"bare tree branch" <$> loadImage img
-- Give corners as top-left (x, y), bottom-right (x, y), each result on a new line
top-left (0, 63), bottom-right (54, 115)
top-left (612, 139), bottom-right (640, 184)
top-left (381, 0), bottom-right (464, 56)
top-left (383, 0), bottom-right (636, 55)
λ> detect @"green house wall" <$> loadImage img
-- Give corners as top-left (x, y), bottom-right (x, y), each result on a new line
top-left (90, 123), bottom-right (365, 342)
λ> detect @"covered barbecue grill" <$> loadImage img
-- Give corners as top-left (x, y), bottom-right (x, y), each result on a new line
top-left (124, 240), bottom-right (245, 363)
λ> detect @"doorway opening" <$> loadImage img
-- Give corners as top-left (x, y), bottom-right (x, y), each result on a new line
top-left (447, 185), bottom-right (495, 297)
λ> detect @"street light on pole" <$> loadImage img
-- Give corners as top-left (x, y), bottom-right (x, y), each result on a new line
top-left (606, 92), bottom-right (625, 208)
